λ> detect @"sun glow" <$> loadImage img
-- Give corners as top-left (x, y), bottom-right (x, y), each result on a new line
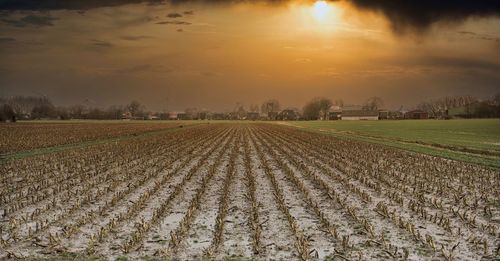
top-left (312, 1), bottom-right (332, 21)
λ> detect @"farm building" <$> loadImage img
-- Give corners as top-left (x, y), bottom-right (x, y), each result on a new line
top-left (388, 111), bottom-right (404, 120)
top-left (405, 110), bottom-right (429, 119)
top-left (277, 109), bottom-right (300, 120)
top-left (341, 110), bottom-right (379, 120)
top-left (264, 111), bottom-right (279, 120)
top-left (177, 113), bottom-right (192, 120)
top-left (378, 110), bottom-right (389, 120)
top-left (210, 113), bottom-right (227, 120)
top-left (328, 109), bottom-right (342, 120)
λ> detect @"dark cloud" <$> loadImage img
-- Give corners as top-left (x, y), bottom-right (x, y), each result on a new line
top-left (348, 0), bottom-right (500, 33)
top-left (115, 64), bottom-right (153, 74)
top-left (114, 64), bottom-right (175, 74)
top-left (183, 10), bottom-right (194, 15)
top-left (200, 71), bottom-right (218, 77)
top-left (167, 12), bottom-right (182, 18)
top-left (418, 56), bottom-right (500, 74)
top-left (91, 39), bottom-right (114, 48)
top-left (0, 0), bottom-right (167, 11)
top-left (0, 37), bottom-right (16, 43)
top-left (177, 28), bottom-right (183, 32)
top-left (156, 20), bottom-right (191, 25)
top-left (0, 1), bottom-right (301, 11)
top-left (1, 1), bottom-right (499, 34)
top-left (1, 14), bottom-right (58, 27)
top-left (458, 31), bottom-right (500, 42)
top-left (120, 35), bottom-right (154, 40)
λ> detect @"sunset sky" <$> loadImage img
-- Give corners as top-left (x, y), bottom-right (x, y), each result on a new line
top-left (1, 0), bottom-right (500, 111)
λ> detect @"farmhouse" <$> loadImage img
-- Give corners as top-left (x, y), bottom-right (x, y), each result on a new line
top-left (405, 110), bottom-right (429, 119)
top-left (341, 110), bottom-right (379, 120)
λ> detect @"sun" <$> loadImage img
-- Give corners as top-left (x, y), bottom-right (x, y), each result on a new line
top-left (312, 1), bottom-right (332, 21)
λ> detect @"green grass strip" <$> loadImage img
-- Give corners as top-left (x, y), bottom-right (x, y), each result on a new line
top-left (277, 122), bottom-right (500, 170)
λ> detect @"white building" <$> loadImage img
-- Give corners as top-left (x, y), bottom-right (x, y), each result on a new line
top-left (341, 110), bottom-right (379, 120)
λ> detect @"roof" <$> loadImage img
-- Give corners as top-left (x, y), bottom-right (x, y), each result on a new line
top-left (342, 110), bottom-right (379, 117)
top-left (407, 110), bottom-right (427, 114)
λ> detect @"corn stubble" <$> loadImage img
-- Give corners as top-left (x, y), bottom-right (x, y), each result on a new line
top-left (0, 123), bottom-right (498, 260)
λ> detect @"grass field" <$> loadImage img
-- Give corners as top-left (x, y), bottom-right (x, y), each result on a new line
top-left (281, 119), bottom-right (500, 169)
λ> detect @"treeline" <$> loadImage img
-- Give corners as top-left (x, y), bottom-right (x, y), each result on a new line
top-left (1, 93), bottom-right (499, 122)
top-left (0, 96), bottom-right (149, 122)
top-left (417, 94), bottom-right (500, 118)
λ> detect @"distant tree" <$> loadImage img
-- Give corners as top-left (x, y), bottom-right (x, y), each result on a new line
top-left (303, 97), bottom-right (332, 120)
top-left (261, 99), bottom-right (280, 115)
top-left (107, 105), bottom-right (125, 120)
top-left (57, 107), bottom-right (70, 120)
top-left (126, 100), bottom-right (144, 117)
top-left (31, 103), bottom-right (56, 119)
top-left (235, 103), bottom-right (247, 119)
top-left (185, 107), bottom-right (199, 120)
top-left (303, 100), bottom-right (321, 120)
top-left (249, 104), bottom-right (260, 113)
top-left (417, 95), bottom-right (479, 118)
top-left (68, 104), bottom-right (86, 119)
top-left (363, 96), bottom-right (384, 111)
top-left (475, 101), bottom-right (497, 118)
top-left (0, 104), bottom-right (16, 122)
top-left (492, 92), bottom-right (500, 106)
top-left (87, 108), bottom-right (105, 120)
top-left (318, 98), bottom-right (333, 120)
top-left (1, 95), bottom-right (54, 119)
top-left (334, 99), bottom-right (344, 108)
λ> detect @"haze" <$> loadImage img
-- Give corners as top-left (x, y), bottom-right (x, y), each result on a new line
top-left (1, 0), bottom-right (500, 111)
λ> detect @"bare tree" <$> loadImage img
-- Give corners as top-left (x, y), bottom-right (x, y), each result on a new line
top-left (249, 104), bottom-right (260, 113)
top-left (417, 95), bottom-right (479, 118)
top-left (126, 100), bottom-right (144, 117)
top-left (363, 96), bottom-right (384, 111)
top-left (185, 107), bottom-right (199, 120)
top-left (303, 97), bottom-right (333, 120)
top-left (493, 92), bottom-right (500, 106)
top-left (261, 99), bottom-right (280, 115)
top-left (334, 99), bottom-right (344, 108)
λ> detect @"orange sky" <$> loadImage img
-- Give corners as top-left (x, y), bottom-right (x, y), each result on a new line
top-left (1, 0), bottom-right (500, 111)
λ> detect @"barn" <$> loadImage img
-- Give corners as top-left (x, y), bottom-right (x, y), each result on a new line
top-left (405, 110), bottom-right (429, 119)
top-left (341, 110), bottom-right (379, 120)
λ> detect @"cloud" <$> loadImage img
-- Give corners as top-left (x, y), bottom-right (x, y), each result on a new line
top-left (1, 1), bottom-right (499, 34)
top-left (348, 0), bottom-right (500, 33)
top-left (0, 37), bottom-right (16, 43)
top-left (420, 56), bottom-right (500, 73)
top-left (1, 14), bottom-right (58, 27)
top-left (183, 10), bottom-right (194, 15)
top-left (120, 35), bottom-right (154, 40)
top-left (91, 39), bottom-right (114, 48)
top-left (167, 12), bottom-right (182, 18)
top-left (115, 64), bottom-right (154, 74)
top-left (200, 71), bottom-right (219, 77)
top-left (114, 64), bottom-right (175, 74)
top-left (457, 31), bottom-right (500, 42)
top-left (0, 0), bottom-right (167, 11)
top-left (293, 58), bottom-right (312, 64)
top-left (156, 20), bottom-right (191, 25)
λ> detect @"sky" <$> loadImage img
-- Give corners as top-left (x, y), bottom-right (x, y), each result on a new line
top-left (1, 0), bottom-right (500, 111)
